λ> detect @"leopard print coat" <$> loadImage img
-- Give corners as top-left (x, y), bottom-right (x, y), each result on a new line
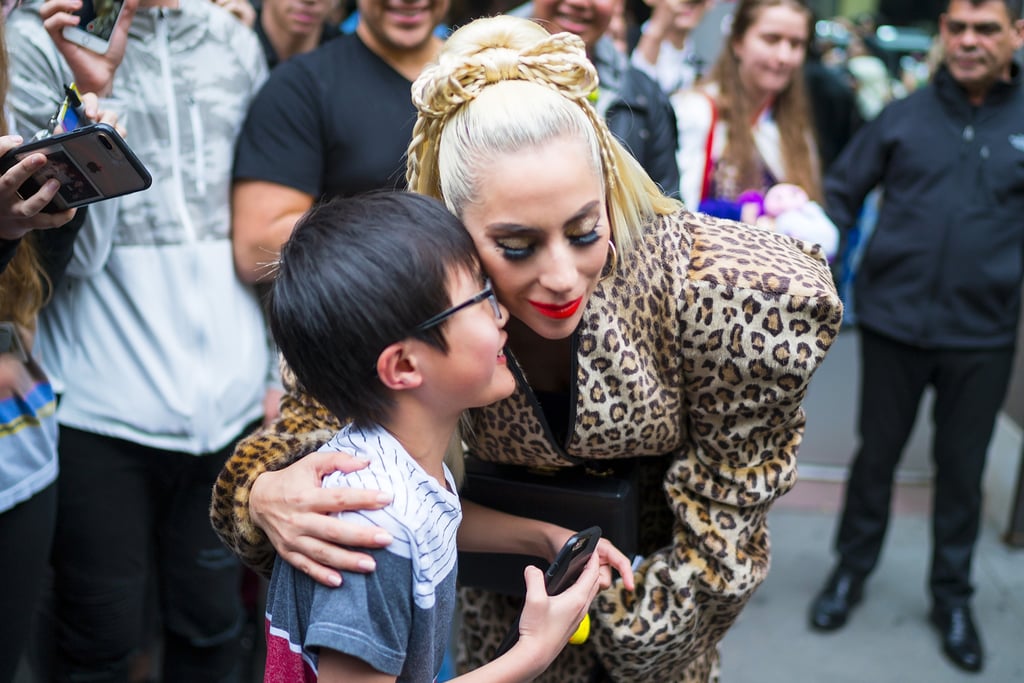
top-left (210, 208), bottom-right (842, 682)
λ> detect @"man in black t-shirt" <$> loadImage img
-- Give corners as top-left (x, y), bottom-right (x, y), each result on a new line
top-left (231, 0), bottom-right (448, 283)
top-left (251, 0), bottom-right (342, 69)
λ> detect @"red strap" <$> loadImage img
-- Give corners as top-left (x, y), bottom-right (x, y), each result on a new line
top-left (700, 93), bottom-right (718, 204)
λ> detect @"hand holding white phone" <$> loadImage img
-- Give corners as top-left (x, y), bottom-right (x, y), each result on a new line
top-left (37, 0), bottom-right (138, 96)
top-left (61, 0), bottom-right (126, 53)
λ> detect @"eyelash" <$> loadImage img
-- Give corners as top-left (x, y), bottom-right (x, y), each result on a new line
top-left (496, 225), bottom-right (603, 261)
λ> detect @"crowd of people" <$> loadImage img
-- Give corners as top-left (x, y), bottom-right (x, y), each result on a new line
top-left (0, 0), bottom-right (1021, 681)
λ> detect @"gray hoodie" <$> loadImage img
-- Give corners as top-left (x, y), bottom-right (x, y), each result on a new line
top-left (7, 0), bottom-right (272, 452)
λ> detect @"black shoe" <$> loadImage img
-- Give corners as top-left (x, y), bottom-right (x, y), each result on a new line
top-left (809, 567), bottom-right (864, 631)
top-left (931, 605), bottom-right (983, 673)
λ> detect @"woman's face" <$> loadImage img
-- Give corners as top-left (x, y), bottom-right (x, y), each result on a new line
top-left (732, 4), bottom-right (809, 104)
top-left (458, 136), bottom-right (610, 341)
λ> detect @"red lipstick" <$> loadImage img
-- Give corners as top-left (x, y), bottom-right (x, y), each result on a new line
top-left (529, 297), bottom-right (582, 320)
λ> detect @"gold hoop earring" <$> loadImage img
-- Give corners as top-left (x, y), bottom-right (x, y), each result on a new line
top-left (600, 240), bottom-right (617, 282)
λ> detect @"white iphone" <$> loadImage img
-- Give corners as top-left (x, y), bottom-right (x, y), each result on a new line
top-left (62, 0), bottom-right (127, 54)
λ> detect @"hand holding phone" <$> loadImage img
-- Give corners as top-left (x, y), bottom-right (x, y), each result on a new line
top-left (0, 135), bottom-right (76, 237)
top-left (62, 0), bottom-right (128, 54)
top-left (0, 123), bottom-right (151, 213)
top-left (493, 526), bottom-right (602, 658)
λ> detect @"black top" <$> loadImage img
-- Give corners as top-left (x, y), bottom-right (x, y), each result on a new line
top-left (826, 65), bottom-right (1024, 349)
top-left (0, 209), bottom-right (85, 291)
top-left (233, 33), bottom-right (415, 199)
top-left (0, 238), bottom-right (18, 275)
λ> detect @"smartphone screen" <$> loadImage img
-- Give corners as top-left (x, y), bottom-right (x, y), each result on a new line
top-left (74, 0), bottom-right (124, 41)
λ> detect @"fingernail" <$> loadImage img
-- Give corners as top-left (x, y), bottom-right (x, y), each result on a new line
top-left (373, 532), bottom-right (393, 545)
top-left (357, 558), bottom-right (376, 571)
top-left (327, 574), bottom-right (342, 587)
top-left (376, 492), bottom-right (393, 504)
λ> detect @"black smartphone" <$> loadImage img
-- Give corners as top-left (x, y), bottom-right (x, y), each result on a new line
top-left (1, 123), bottom-right (151, 213)
top-left (492, 526), bottom-right (602, 658)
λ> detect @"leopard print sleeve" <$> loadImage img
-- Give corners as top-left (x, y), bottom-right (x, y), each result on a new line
top-left (209, 360), bottom-right (341, 576)
top-left (588, 212), bottom-right (843, 679)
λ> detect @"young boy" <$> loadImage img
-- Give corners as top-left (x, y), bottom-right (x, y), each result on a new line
top-left (263, 192), bottom-right (631, 683)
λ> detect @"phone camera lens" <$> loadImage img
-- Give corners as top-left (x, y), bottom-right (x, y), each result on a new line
top-left (98, 134), bottom-right (113, 151)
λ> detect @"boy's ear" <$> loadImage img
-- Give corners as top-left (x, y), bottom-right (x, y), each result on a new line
top-left (376, 342), bottom-right (424, 392)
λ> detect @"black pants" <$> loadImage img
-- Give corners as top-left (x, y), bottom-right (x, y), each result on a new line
top-left (0, 481), bottom-right (57, 683)
top-left (835, 328), bottom-right (1013, 610)
top-left (51, 427), bottom-right (249, 683)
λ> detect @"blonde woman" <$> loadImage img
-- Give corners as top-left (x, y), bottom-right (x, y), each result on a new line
top-left (211, 15), bottom-right (842, 682)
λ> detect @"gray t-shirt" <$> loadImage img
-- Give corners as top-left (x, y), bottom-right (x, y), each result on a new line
top-left (264, 424), bottom-right (462, 682)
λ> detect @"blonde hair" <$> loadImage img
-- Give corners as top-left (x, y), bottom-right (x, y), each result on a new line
top-left (707, 0), bottom-right (821, 202)
top-left (0, 22), bottom-right (49, 335)
top-left (407, 15), bottom-right (680, 257)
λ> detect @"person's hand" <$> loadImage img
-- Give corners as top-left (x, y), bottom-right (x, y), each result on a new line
top-left (542, 527), bottom-right (636, 592)
top-left (0, 135), bottom-right (76, 239)
top-left (250, 450), bottom-right (395, 587)
top-left (78, 91), bottom-right (127, 137)
top-left (212, 0), bottom-right (255, 27)
top-left (645, 0), bottom-right (676, 39)
top-left (39, 0), bottom-right (138, 96)
top-left (514, 553), bottom-right (602, 664)
top-left (592, 537), bottom-right (635, 591)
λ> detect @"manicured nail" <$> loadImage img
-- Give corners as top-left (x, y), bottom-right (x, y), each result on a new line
top-left (357, 558), bottom-right (376, 571)
top-left (327, 574), bottom-right (342, 587)
top-left (374, 532), bottom-right (393, 545)
top-left (376, 492), bottom-right (393, 504)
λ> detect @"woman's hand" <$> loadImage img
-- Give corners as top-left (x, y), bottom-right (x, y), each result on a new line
top-left (0, 135), bottom-right (76, 239)
top-left (250, 450), bottom-right (395, 587)
top-left (593, 537), bottom-right (635, 591)
top-left (39, 0), bottom-right (138, 96)
top-left (542, 527), bottom-right (636, 592)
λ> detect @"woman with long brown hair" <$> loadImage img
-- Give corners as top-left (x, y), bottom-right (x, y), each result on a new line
top-left (673, 0), bottom-right (821, 219)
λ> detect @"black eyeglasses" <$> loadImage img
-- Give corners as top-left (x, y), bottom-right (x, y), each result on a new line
top-left (416, 278), bottom-right (501, 332)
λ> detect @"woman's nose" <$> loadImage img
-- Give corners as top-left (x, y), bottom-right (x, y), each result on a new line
top-left (538, 244), bottom-right (578, 293)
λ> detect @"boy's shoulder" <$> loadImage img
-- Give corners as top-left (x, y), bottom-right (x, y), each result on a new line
top-left (320, 424), bottom-right (462, 566)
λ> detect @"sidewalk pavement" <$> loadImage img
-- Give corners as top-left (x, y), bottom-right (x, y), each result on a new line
top-left (719, 480), bottom-right (1024, 683)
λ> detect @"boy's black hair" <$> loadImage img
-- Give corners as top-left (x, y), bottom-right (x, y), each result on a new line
top-left (269, 191), bottom-right (481, 428)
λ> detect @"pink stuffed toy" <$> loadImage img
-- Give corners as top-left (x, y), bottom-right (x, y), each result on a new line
top-left (755, 183), bottom-right (839, 261)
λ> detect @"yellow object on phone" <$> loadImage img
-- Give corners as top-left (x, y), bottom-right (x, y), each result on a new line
top-left (569, 613), bottom-right (590, 645)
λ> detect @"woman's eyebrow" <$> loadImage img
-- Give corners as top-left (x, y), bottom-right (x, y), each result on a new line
top-left (486, 200), bottom-right (602, 233)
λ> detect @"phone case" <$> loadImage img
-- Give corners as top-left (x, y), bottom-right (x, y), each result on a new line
top-left (491, 527), bottom-right (602, 659)
top-left (1, 123), bottom-right (152, 212)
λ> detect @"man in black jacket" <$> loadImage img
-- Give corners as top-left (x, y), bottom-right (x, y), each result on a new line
top-left (809, 0), bottom-right (1024, 674)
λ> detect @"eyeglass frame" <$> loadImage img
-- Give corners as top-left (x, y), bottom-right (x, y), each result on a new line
top-left (415, 278), bottom-right (501, 332)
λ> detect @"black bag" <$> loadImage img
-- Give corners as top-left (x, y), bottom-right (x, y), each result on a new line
top-left (457, 457), bottom-right (639, 596)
